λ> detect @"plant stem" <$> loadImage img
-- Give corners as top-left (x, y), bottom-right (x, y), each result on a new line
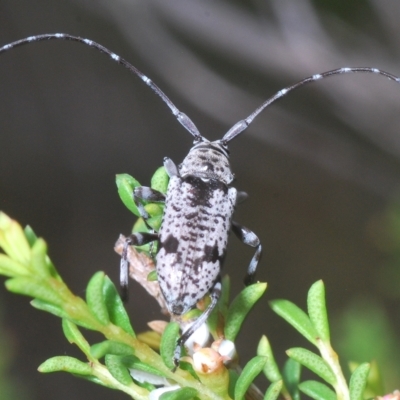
top-left (318, 340), bottom-right (349, 400)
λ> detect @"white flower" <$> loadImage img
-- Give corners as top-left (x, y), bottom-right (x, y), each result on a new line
top-left (182, 322), bottom-right (210, 355)
top-left (216, 339), bottom-right (236, 360)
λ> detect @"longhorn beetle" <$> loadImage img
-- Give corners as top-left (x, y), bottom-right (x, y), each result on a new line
top-left (2, 34), bottom-right (400, 366)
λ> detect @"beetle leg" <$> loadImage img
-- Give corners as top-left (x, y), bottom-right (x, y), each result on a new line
top-left (120, 232), bottom-right (159, 301)
top-left (236, 191), bottom-right (248, 204)
top-left (133, 186), bottom-right (165, 221)
top-left (173, 280), bottom-right (222, 367)
top-left (231, 221), bottom-right (262, 286)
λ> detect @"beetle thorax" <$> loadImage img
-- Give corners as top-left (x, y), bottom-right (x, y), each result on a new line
top-left (179, 141), bottom-right (234, 185)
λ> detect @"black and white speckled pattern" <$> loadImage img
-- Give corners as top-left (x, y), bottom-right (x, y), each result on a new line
top-left (156, 153), bottom-right (237, 315)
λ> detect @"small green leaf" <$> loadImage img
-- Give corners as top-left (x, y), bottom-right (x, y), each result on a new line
top-left (307, 280), bottom-right (330, 342)
top-left (228, 369), bottom-right (239, 399)
top-left (90, 340), bottom-right (135, 359)
top-left (144, 204), bottom-right (164, 231)
top-left (132, 217), bottom-right (151, 234)
top-left (30, 238), bottom-right (50, 277)
top-left (144, 203), bottom-right (164, 218)
top-left (122, 355), bottom-right (168, 378)
top-left (5, 276), bottom-right (63, 306)
top-left (137, 330), bottom-right (161, 350)
top-left (270, 299), bottom-right (318, 345)
top-left (349, 363), bottom-right (370, 400)
top-left (62, 319), bottom-right (91, 354)
top-left (86, 271), bottom-right (109, 325)
top-left (105, 354), bottom-right (133, 385)
top-left (102, 275), bottom-right (135, 336)
top-left (282, 358), bottom-right (301, 400)
top-left (38, 356), bottom-right (92, 376)
top-left (299, 380), bottom-right (336, 400)
top-left (234, 356), bottom-right (267, 400)
top-left (31, 299), bottom-right (68, 318)
top-left (31, 299), bottom-right (97, 330)
top-left (0, 254), bottom-right (30, 277)
top-left (151, 166), bottom-right (169, 194)
top-left (287, 348), bottom-right (335, 385)
top-left (178, 361), bottom-right (199, 381)
top-left (147, 270), bottom-right (158, 281)
top-left (29, 239), bottom-right (61, 281)
top-left (0, 212), bottom-right (31, 265)
top-left (354, 360), bottom-right (383, 398)
top-left (257, 335), bottom-right (282, 382)
top-left (264, 380), bottom-right (283, 400)
top-left (116, 173), bottom-right (141, 216)
top-left (24, 225), bottom-right (38, 247)
top-left (225, 282), bottom-right (267, 341)
top-left (160, 387), bottom-right (198, 400)
top-left (160, 322), bottom-right (180, 370)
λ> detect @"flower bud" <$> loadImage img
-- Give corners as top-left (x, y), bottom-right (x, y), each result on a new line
top-left (192, 347), bottom-right (230, 397)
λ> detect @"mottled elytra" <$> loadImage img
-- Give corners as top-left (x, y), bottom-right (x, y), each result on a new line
top-left (2, 33), bottom-right (400, 366)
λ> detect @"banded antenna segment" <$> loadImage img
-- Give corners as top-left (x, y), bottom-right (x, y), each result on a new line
top-left (0, 33), bottom-right (203, 142)
top-left (222, 67), bottom-right (400, 144)
top-left (1, 34), bottom-right (400, 146)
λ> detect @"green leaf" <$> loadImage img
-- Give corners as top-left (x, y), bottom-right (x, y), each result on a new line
top-left (234, 356), bottom-right (267, 400)
top-left (160, 387), bottom-right (198, 400)
top-left (0, 212), bottom-right (31, 265)
top-left (349, 363), bottom-right (370, 400)
top-left (102, 275), bottom-right (135, 336)
top-left (86, 271), bottom-right (110, 325)
top-left (270, 299), bottom-right (318, 345)
top-left (228, 369), bottom-right (239, 399)
top-left (264, 380), bottom-right (283, 400)
top-left (298, 380), bottom-right (336, 400)
top-left (160, 322), bottom-right (180, 370)
top-left (137, 330), bottom-right (161, 350)
top-left (144, 203), bottom-right (164, 218)
top-left (122, 355), bottom-right (168, 378)
top-left (147, 270), bottom-right (158, 281)
top-left (30, 238), bottom-right (50, 277)
top-left (282, 358), bottom-right (301, 400)
top-left (31, 299), bottom-right (68, 318)
top-left (225, 282), bottom-right (267, 341)
top-left (355, 360), bottom-right (383, 398)
top-left (151, 166), bottom-right (169, 194)
top-left (62, 319), bottom-right (91, 354)
top-left (286, 348), bottom-right (335, 385)
top-left (31, 299), bottom-right (97, 330)
top-left (143, 203), bottom-right (164, 231)
top-left (26, 230), bottom-right (60, 280)
top-left (116, 173), bottom-right (141, 216)
top-left (257, 335), bottom-right (282, 382)
top-left (0, 254), bottom-right (30, 277)
top-left (307, 280), bottom-right (330, 342)
top-left (90, 340), bottom-right (135, 359)
top-left (24, 225), bottom-right (38, 247)
top-left (5, 276), bottom-right (63, 306)
top-left (38, 356), bottom-right (92, 376)
top-left (178, 361), bottom-right (199, 381)
top-left (105, 354), bottom-right (133, 386)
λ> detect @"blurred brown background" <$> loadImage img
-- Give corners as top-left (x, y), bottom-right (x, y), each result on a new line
top-left (1, 0), bottom-right (400, 398)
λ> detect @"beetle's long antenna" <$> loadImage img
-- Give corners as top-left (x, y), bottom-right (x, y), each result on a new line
top-left (222, 67), bottom-right (400, 144)
top-left (0, 33), bottom-right (203, 142)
